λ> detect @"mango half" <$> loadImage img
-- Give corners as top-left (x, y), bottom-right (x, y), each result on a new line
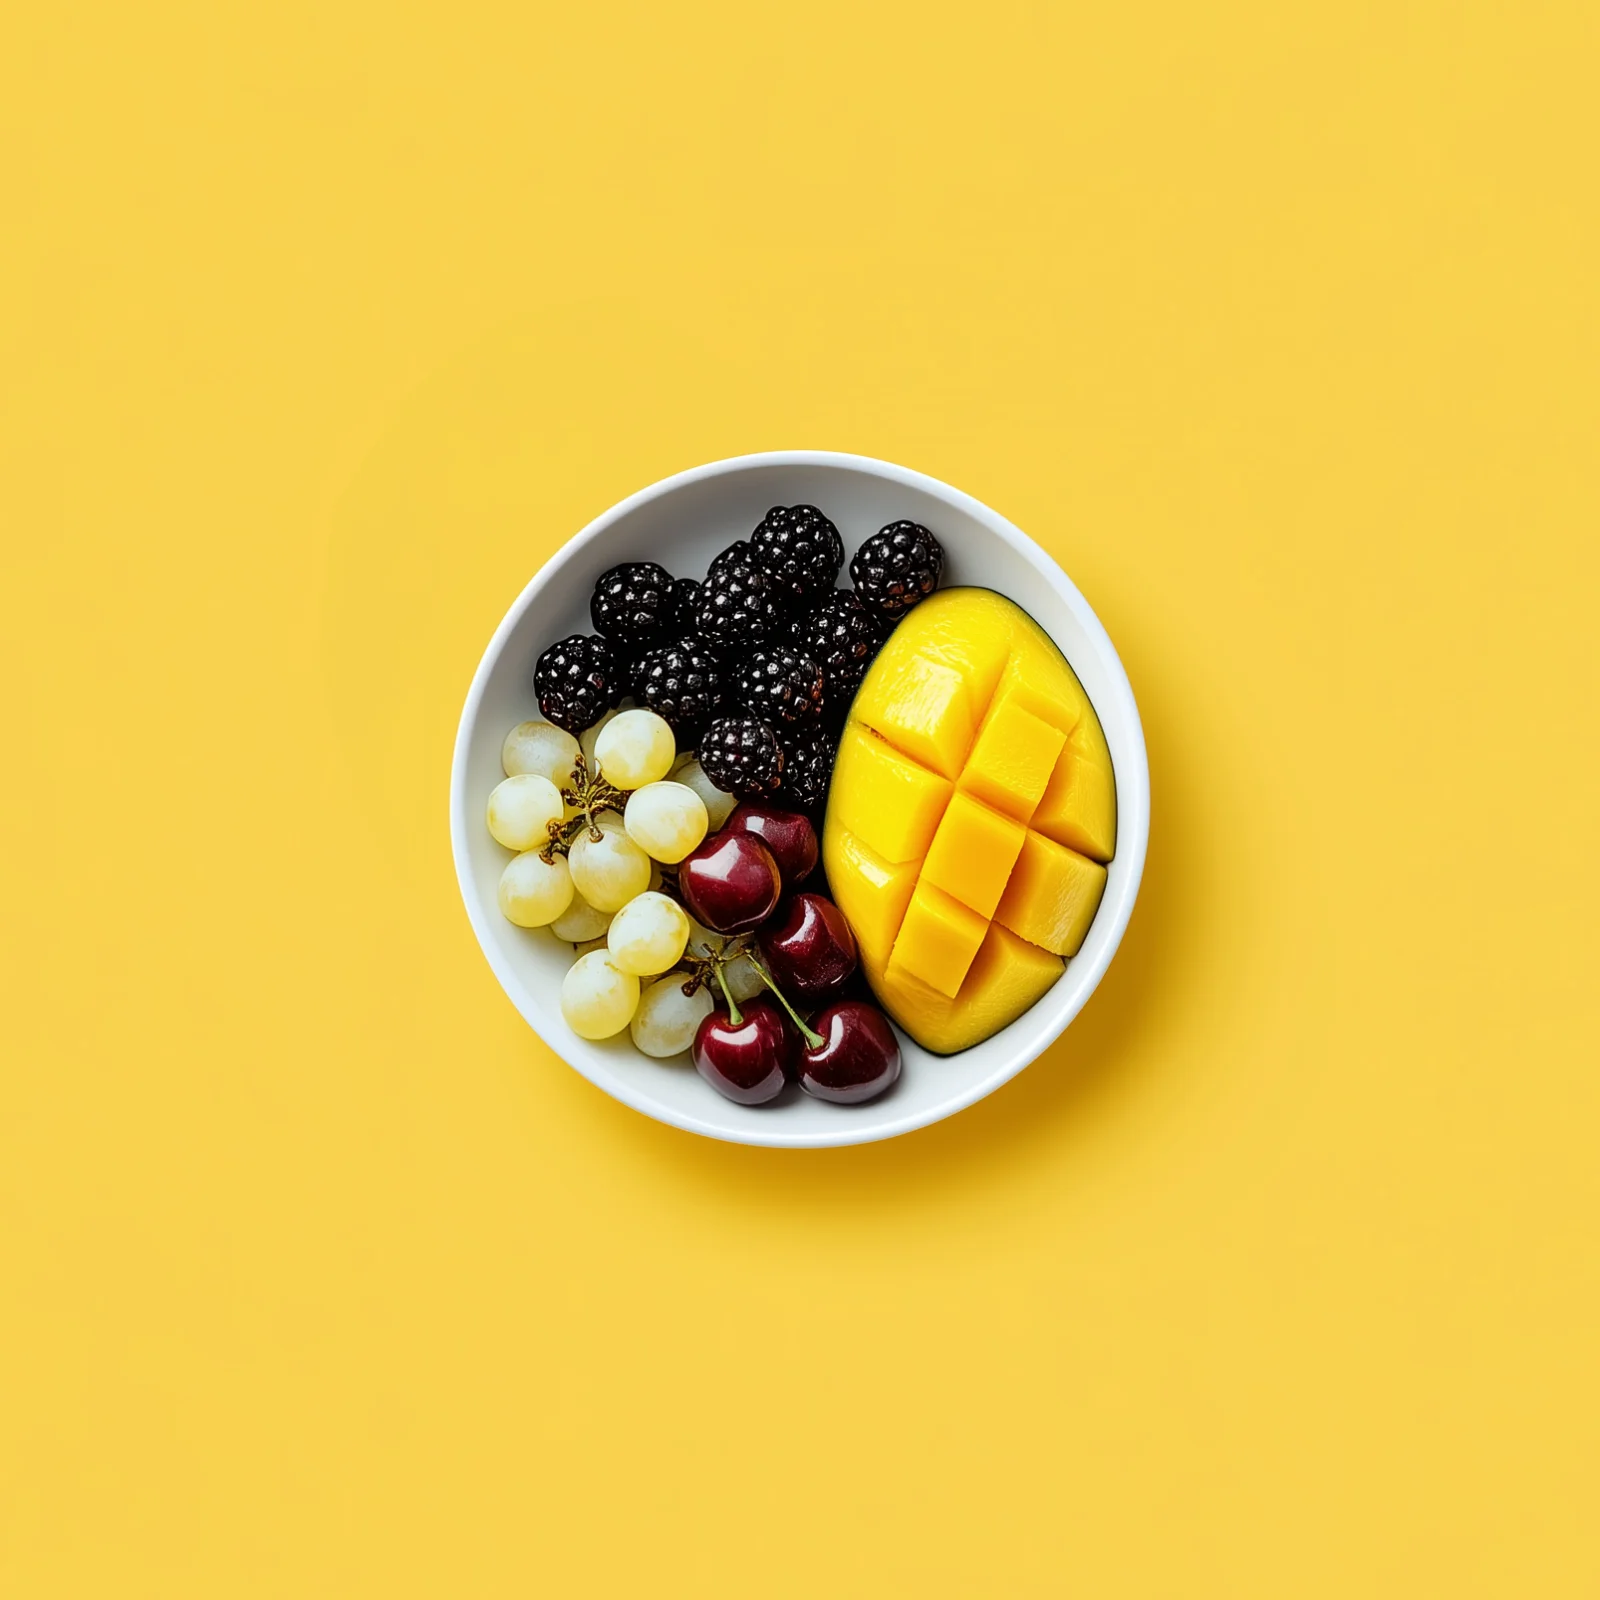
top-left (822, 588), bottom-right (1116, 1054)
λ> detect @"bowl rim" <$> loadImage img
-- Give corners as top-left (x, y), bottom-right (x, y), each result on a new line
top-left (449, 449), bottom-right (1150, 1148)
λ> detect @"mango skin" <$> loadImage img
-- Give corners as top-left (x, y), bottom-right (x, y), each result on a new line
top-left (823, 588), bottom-right (1116, 1055)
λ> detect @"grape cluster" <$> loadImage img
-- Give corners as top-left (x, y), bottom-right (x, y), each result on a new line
top-left (486, 706), bottom-right (902, 1106)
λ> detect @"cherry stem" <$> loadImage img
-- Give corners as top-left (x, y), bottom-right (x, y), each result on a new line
top-left (747, 952), bottom-right (824, 1050)
top-left (713, 963), bottom-right (743, 1027)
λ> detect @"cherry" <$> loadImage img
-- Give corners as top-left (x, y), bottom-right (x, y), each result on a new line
top-left (678, 831), bottom-right (782, 933)
top-left (758, 892), bottom-right (858, 1003)
top-left (692, 998), bottom-right (796, 1105)
top-left (799, 1001), bottom-right (902, 1105)
top-left (724, 803), bottom-right (818, 888)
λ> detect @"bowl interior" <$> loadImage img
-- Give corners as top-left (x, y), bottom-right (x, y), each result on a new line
top-left (451, 454), bottom-right (1149, 1147)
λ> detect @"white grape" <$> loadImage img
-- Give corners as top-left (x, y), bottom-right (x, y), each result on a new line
top-left (594, 708), bottom-right (677, 790)
top-left (567, 814), bottom-right (652, 912)
top-left (580, 705), bottom-right (628, 769)
top-left (624, 781), bottom-right (709, 864)
top-left (497, 850), bottom-right (574, 928)
top-left (674, 757), bottom-right (738, 829)
top-left (722, 947), bottom-right (765, 1003)
top-left (501, 720), bottom-right (582, 786)
top-left (549, 890), bottom-right (612, 944)
top-left (485, 773), bottom-right (565, 851)
top-left (630, 976), bottom-right (714, 1058)
top-left (606, 891), bottom-right (690, 976)
top-left (561, 950), bottom-right (640, 1039)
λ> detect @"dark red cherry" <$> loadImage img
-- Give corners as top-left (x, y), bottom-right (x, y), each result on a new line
top-left (678, 831), bottom-right (782, 933)
top-left (757, 892), bottom-right (858, 1003)
top-left (798, 1001), bottom-right (902, 1104)
top-left (692, 999), bottom-right (796, 1105)
top-left (724, 803), bottom-right (819, 888)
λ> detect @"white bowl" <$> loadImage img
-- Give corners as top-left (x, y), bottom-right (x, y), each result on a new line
top-left (450, 451), bottom-right (1149, 1148)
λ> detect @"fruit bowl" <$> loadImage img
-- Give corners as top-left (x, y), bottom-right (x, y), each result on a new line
top-left (450, 451), bottom-right (1150, 1148)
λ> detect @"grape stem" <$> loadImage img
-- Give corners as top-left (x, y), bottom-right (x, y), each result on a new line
top-left (539, 754), bottom-right (627, 862)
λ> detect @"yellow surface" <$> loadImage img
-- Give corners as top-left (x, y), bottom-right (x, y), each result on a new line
top-left (3, 3), bottom-right (1599, 1595)
top-left (825, 587), bottom-right (1113, 1050)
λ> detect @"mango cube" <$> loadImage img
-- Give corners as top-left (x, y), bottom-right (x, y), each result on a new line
top-left (997, 637), bottom-right (1086, 733)
top-left (959, 694), bottom-right (1066, 822)
top-left (853, 653), bottom-right (974, 779)
top-left (1032, 747), bottom-right (1117, 862)
top-left (959, 922), bottom-right (1067, 1023)
top-left (878, 591), bottom-right (1013, 721)
top-left (994, 831), bottom-right (1108, 958)
top-left (921, 791), bottom-right (1026, 918)
top-left (869, 922), bottom-right (1065, 1058)
top-left (822, 826), bottom-right (921, 966)
top-left (888, 882), bottom-right (989, 998)
top-left (828, 726), bottom-right (952, 864)
top-left (1068, 695), bottom-right (1111, 761)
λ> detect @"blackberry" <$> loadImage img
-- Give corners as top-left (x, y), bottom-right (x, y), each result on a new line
top-left (749, 504), bottom-right (845, 608)
top-left (780, 725), bottom-right (837, 813)
top-left (706, 540), bottom-right (754, 579)
top-left (589, 562), bottom-right (676, 648)
top-left (664, 576), bottom-right (702, 636)
top-left (698, 714), bottom-right (785, 798)
top-left (633, 638), bottom-right (723, 737)
top-left (732, 646), bottom-right (825, 728)
top-left (849, 520), bottom-right (944, 621)
top-left (790, 589), bottom-right (885, 700)
top-left (695, 555), bottom-right (783, 650)
top-left (535, 634), bottom-right (620, 734)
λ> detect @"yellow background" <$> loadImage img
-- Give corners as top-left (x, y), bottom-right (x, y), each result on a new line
top-left (3, 2), bottom-right (1597, 1593)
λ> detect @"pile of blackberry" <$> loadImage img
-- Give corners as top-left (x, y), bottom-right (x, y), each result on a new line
top-left (533, 509), bottom-right (946, 810)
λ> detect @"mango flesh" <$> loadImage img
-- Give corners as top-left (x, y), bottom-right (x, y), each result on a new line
top-left (823, 588), bottom-right (1116, 1054)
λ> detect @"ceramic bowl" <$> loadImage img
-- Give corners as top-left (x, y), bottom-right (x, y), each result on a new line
top-left (450, 451), bottom-right (1149, 1147)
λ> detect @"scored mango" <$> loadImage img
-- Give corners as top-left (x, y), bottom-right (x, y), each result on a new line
top-left (823, 587), bottom-right (1117, 1054)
